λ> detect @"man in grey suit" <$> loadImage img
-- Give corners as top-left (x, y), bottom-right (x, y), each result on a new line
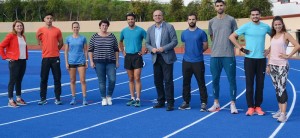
top-left (146, 10), bottom-right (178, 111)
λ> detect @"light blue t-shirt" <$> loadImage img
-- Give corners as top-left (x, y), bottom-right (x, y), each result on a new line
top-left (235, 22), bottom-right (271, 58)
top-left (65, 35), bottom-right (87, 64)
top-left (181, 27), bottom-right (207, 62)
top-left (120, 26), bottom-right (147, 54)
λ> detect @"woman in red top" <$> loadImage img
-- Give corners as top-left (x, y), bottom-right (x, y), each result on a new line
top-left (0, 20), bottom-right (28, 108)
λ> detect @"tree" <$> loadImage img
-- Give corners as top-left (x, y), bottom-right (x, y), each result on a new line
top-left (225, 0), bottom-right (243, 18)
top-left (242, 0), bottom-right (273, 17)
top-left (185, 1), bottom-right (200, 18)
top-left (198, 0), bottom-right (215, 21)
top-left (168, 0), bottom-right (185, 22)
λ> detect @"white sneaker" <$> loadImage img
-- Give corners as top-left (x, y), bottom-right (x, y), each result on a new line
top-left (277, 113), bottom-right (287, 123)
top-left (102, 98), bottom-right (107, 106)
top-left (272, 110), bottom-right (281, 118)
top-left (230, 104), bottom-right (238, 114)
top-left (106, 97), bottom-right (112, 105)
top-left (208, 103), bottom-right (220, 112)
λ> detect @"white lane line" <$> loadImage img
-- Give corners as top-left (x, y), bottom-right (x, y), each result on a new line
top-left (163, 89), bottom-right (246, 138)
top-left (269, 79), bottom-right (297, 138)
top-left (0, 76), bottom-right (182, 127)
top-left (290, 68), bottom-right (300, 72)
top-left (0, 71), bottom-right (127, 96)
top-left (0, 74), bottom-right (153, 109)
top-left (53, 81), bottom-right (213, 138)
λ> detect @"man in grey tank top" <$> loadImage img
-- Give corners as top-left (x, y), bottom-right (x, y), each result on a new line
top-left (207, 0), bottom-right (238, 114)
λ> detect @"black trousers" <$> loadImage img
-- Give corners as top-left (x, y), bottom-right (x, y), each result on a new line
top-left (244, 57), bottom-right (266, 108)
top-left (153, 55), bottom-right (174, 106)
top-left (40, 57), bottom-right (62, 101)
top-left (8, 59), bottom-right (26, 99)
top-left (182, 60), bottom-right (208, 104)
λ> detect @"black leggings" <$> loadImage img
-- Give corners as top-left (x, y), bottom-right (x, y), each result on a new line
top-left (8, 59), bottom-right (26, 99)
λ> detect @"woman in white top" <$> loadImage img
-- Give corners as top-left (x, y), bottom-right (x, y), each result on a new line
top-left (266, 16), bottom-right (300, 123)
top-left (0, 20), bottom-right (28, 108)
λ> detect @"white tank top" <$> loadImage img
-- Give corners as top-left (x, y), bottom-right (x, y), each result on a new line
top-left (269, 34), bottom-right (288, 66)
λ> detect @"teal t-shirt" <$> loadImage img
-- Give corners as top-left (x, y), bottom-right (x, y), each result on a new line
top-left (235, 22), bottom-right (271, 58)
top-left (65, 35), bottom-right (87, 64)
top-left (120, 26), bottom-right (146, 54)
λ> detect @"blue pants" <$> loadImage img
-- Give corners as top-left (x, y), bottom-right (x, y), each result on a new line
top-left (210, 57), bottom-right (237, 101)
top-left (94, 62), bottom-right (116, 98)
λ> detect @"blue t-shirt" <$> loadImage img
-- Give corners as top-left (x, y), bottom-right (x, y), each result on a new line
top-left (181, 27), bottom-right (207, 62)
top-left (65, 35), bottom-right (87, 64)
top-left (120, 26), bottom-right (146, 54)
top-left (235, 22), bottom-right (271, 58)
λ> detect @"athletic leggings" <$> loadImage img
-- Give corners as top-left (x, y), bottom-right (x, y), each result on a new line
top-left (269, 64), bottom-right (289, 104)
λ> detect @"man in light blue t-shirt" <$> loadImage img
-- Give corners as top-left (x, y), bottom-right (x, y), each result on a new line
top-left (119, 13), bottom-right (147, 107)
top-left (178, 13), bottom-right (208, 111)
top-left (230, 8), bottom-right (271, 116)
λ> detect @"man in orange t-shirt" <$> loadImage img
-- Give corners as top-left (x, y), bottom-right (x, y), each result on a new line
top-left (36, 13), bottom-right (64, 105)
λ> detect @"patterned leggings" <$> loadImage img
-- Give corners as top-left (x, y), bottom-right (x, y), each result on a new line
top-left (269, 64), bottom-right (289, 104)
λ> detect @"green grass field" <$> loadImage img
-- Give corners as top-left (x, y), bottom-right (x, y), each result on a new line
top-left (0, 30), bottom-right (243, 47)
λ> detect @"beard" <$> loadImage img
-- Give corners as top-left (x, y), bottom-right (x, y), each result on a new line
top-left (252, 18), bottom-right (260, 23)
top-left (189, 23), bottom-right (196, 28)
top-left (217, 10), bottom-right (224, 14)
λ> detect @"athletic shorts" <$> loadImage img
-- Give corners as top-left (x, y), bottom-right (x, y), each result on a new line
top-left (124, 53), bottom-right (143, 70)
top-left (69, 63), bottom-right (86, 68)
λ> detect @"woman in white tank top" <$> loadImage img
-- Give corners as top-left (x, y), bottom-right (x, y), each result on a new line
top-left (266, 16), bottom-right (300, 123)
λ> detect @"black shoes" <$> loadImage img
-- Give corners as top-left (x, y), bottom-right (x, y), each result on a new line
top-left (153, 103), bottom-right (165, 108)
top-left (166, 105), bottom-right (174, 111)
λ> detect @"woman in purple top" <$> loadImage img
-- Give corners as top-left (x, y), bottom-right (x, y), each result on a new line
top-left (266, 16), bottom-right (300, 123)
top-left (64, 22), bottom-right (88, 105)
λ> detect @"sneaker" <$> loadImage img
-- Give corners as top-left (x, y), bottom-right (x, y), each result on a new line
top-left (8, 100), bottom-right (19, 108)
top-left (178, 102), bottom-right (191, 110)
top-left (102, 98), bottom-right (107, 106)
top-left (230, 104), bottom-right (238, 114)
top-left (55, 99), bottom-right (63, 105)
top-left (38, 100), bottom-right (47, 105)
top-left (82, 98), bottom-right (88, 105)
top-left (126, 99), bottom-right (136, 106)
top-left (200, 103), bottom-right (207, 112)
top-left (16, 98), bottom-right (27, 105)
top-left (208, 103), bottom-right (220, 112)
top-left (277, 113), bottom-right (287, 123)
top-left (134, 100), bottom-right (141, 107)
top-left (245, 107), bottom-right (255, 116)
top-left (272, 110), bottom-right (281, 119)
top-left (106, 97), bottom-right (112, 105)
top-left (255, 107), bottom-right (265, 115)
top-left (70, 97), bottom-right (76, 105)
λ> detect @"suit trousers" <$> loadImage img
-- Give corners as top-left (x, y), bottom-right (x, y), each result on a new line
top-left (153, 54), bottom-right (174, 106)
top-left (8, 59), bottom-right (26, 99)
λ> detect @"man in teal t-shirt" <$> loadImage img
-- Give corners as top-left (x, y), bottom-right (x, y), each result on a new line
top-left (229, 8), bottom-right (271, 116)
top-left (119, 13), bottom-right (147, 107)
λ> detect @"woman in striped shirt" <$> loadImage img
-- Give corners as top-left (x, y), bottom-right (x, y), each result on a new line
top-left (88, 20), bottom-right (119, 106)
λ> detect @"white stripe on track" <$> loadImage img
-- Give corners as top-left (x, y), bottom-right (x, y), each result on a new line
top-left (269, 79), bottom-right (297, 138)
top-left (0, 71), bottom-right (127, 96)
top-left (0, 75), bottom-right (181, 127)
top-left (163, 89), bottom-right (246, 138)
top-left (53, 81), bottom-right (212, 138)
top-left (290, 68), bottom-right (300, 72)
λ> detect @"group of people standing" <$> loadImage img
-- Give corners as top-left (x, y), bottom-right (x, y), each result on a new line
top-left (1, 0), bottom-right (299, 123)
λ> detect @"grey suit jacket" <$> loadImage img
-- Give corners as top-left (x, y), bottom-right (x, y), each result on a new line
top-left (146, 22), bottom-right (178, 64)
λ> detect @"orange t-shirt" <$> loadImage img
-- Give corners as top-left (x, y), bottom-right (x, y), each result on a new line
top-left (36, 26), bottom-right (62, 58)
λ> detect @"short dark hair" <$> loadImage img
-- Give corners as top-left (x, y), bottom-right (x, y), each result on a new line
top-left (215, 0), bottom-right (225, 5)
top-left (99, 19), bottom-right (110, 26)
top-left (250, 8), bottom-right (261, 14)
top-left (188, 13), bottom-right (197, 20)
top-left (126, 12), bottom-right (136, 19)
top-left (44, 12), bottom-right (53, 18)
top-left (72, 22), bottom-right (80, 28)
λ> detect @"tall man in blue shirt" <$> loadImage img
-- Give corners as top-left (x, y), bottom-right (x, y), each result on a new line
top-left (229, 8), bottom-right (271, 116)
top-left (119, 13), bottom-right (147, 107)
top-left (179, 13), bottom-right (208, 111)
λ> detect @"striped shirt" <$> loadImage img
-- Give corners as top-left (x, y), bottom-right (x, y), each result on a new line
top-left (88, 33), bottom-right (119, 63)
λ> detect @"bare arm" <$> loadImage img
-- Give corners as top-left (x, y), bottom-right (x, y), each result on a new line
top-left (58, 38), bottom-right (63, 50)
top-left (88, 52), bottom-right (95, 68)
top-left (229, 32), bottom-right (243, 49)
top-left (285, 33), bottom-right (300, 58)
top-left (203, 42), bottom-right (208, 52)
top-left (64, 44), bottom-right (69, 70)
top-left (84, 44), bottom-right (88, 68)
top-left (119, 41), bottom-right (126, 56)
